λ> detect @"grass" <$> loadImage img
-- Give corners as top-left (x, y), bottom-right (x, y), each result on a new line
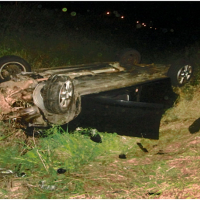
top-left (0, 127), bottom-right (138, 198)
top-left (1, 3), bottom-right (200, 198)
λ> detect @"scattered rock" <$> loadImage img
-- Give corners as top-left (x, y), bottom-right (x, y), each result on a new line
top-left (189, 118), bottom-right (200, 134)
top-left (90, 133), bottom-right (102, 143)
top-left (136, 142), bottom-right (148, 152)
top-left (156, 150), bottom-right (165, 155)
top-left (17, 172), bottom-right (26, 177)
top-left (0, 168), bottom-right (14, 175)
top-left (147, 192), bottom-right (161, 196)
top-left (89, 129), bottom-right (102, 143)
top-left (76, 128), bottom-right (102, 143)
top-left (119, 154), bottom-right (126, 159)
top-left (39, 180), bottom-right (56, 191)
top-left (57, 168), bottom-right (67, 174)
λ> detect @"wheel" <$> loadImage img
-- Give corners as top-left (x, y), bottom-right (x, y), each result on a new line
top-left (42, 75), bottom-right (74, 114)
top-left (116, 48), bottom-right (141, 67)
top-left (167, 59), bottom-right (193, 87)
top-left (0, 55), bottom-right (31, 82)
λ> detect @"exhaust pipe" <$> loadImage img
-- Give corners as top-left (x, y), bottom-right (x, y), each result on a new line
top-left (18, 106), bottom-right (41, 122)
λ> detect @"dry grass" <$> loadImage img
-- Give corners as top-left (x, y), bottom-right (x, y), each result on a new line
top-left (161, 83), bottom-right (200, 127)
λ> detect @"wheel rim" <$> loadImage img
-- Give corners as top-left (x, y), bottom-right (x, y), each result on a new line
top-left (0, 62), bottom-right (27, 80)
top-left (177, 64), bottom-right (192, 85)
top-left (59, 79), bottom-right (73, 109)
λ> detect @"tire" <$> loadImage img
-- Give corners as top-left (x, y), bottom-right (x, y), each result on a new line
top-left (116, 48), bottom-right (141, 67)
top-left (42, 75), bottom-right (74, 114)
top-left (167, 59), bottom-right (193, 87)
top-left (0, 55), bottom-right (31, 82)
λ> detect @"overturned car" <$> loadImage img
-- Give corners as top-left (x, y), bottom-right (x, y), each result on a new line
top-left (0, 50), bottom-right (193, 131)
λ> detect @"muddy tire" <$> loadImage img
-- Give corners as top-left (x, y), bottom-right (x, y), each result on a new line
top-left (0, 55), bottom-right (31, 82)
top-left (167, 59), bottom-right (193, 87)
top-left (117, 48), bottom-right (141, 66)
top-left (42, 75), bottom-right (74, 114)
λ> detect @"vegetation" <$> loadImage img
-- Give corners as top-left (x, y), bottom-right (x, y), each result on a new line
top-left (0, 3), bottom-right (200, 199)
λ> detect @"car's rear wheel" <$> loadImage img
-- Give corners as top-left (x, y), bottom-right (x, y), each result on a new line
top-left (42, 75), bottom-right (74, 114)
top-left (116, 48), bottom-right (141, 67)
top-left (0, 55), bottom-right (31, 82)
top-left (167, 59), bottom-right (193, 87)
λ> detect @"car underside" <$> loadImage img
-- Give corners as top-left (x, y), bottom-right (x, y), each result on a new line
top-left (0, 53), bottom-right (193, 131)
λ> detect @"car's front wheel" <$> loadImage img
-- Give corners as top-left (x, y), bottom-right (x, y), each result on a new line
top-left (42, 75), bottom-right (74, 114)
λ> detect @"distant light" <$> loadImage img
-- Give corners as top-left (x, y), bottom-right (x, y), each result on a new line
top-left (136, 21), bottom-right (139, 23)
top-left (106, 11), bottom-right (110, 15)
top-left (142, 23), bottom-right (145, 25)
top-left (62, 7), bottom-right (67, 12)
top-left (150, 27), bottom-right (152, 29)
top-left (71, 11), bottom-right (76, 16)
top-left (121, 16), bottom-right (124, 19)
top-left (144, 24), bottom-right (146, 27)
top-left (155, 28), bottom-right (157, 30)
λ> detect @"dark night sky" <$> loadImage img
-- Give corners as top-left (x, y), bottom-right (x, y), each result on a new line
top-left (38, 1), bottom-right (200, 29)
top-left (5, 1), bottom-right (200, 30)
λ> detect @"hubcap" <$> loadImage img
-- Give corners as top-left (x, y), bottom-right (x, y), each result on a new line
top-left (59, 79), bottom-right (73, 108)
top-left (177, 65), bottom-right (192, 84)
